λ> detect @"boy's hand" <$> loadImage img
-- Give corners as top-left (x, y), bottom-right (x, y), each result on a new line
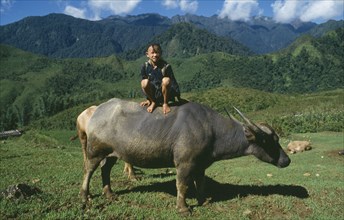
top-left (140, 100), bottom-right (150, 107)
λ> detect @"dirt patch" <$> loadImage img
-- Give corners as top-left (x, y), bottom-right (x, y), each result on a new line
top-left (292, 199), bottom-right (313, 219)
top-left (326, 149), bottom-right (344, 159)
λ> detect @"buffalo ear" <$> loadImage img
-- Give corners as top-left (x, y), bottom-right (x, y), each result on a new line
top-left (258, 123), bottom-right (273, 135)
top-left (244, 125), bottom-right (256, 141)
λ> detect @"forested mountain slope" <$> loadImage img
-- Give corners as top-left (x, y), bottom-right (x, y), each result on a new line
top-left (1, 13), bottom-right (343, 58)
top-left (0, 28), bottom-right (343, 130)
top-left (122, 22), bottom-right (253, 60)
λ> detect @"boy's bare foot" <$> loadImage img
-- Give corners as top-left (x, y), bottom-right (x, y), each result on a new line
top-left (147, 102), bottom-right (156, 113)
top-left (163, 103), bottom-right (171, 115)
top-left (140, 100), bottom-right (150, 107)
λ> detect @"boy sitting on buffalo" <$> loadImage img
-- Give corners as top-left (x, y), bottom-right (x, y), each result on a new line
top-left (140, 44), bottom-right (181, 114)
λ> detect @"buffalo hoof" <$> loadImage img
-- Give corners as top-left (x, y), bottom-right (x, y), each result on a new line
top-left (104, 193), bottom-right (118, 201)
top-left (178, 207), bottom-right (192, 216)
top-left (102, 191), bottom-right (118, 201)
top-left (103, 189), bottom-right (117, 200)
top-left (128, 175), bottom-right (140, 181)
top-left (198, 197), bottom-right (212, 206)
top-left (80, 190), bottom-right (90, 203)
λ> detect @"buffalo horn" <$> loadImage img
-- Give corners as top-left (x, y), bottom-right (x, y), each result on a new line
top-left (224, 107), bottom-right (233, 119)
top-left (233, 106), bottom-right (261, 133)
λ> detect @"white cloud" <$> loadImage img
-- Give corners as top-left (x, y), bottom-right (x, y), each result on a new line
top-left (162, 0), bottom-right (198, 14)
top-left (63, 0), bottom-right (141, 21)
top-left (88, 0), bottom-right (141, 17)
top-left (300, 1), bottom-right (344, 22)
top-left (162, 0), bottom-right (179, 9)
top-left (180, 0), bottom-right (198, 13)
top-left (219, 0), bottom-right (260, 21)
top-left (64, 5), bottom-right (87, 19)
top-left (271, 0), bottom-right (298, 23)
top-left (1, 0), bottom-right (14, 12)
top-left (272, 0), bottom-right (344, 23)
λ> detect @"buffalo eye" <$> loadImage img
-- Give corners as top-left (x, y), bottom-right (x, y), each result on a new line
top-left (273, 134), bottom-right (279, 142)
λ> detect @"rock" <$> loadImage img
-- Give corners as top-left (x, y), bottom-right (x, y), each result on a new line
top-left (1, 183), bottom-right (41, 199)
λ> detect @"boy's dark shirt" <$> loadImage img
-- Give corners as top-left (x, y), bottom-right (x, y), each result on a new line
top-left (141, 59), bottom-right (180, 102)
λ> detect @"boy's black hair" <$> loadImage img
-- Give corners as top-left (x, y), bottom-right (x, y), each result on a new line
top-left (147, 43), bottom-right (162, 54)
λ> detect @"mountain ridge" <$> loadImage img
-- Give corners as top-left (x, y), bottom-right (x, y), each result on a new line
top-left (1, 13), bottom-right (343, 58)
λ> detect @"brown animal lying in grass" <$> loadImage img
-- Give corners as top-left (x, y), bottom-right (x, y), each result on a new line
top-left (287, 141), bottom-right (312, 154)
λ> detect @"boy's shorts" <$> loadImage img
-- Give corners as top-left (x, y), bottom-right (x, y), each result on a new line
top-left (146, 81), bottom-right (179, 104)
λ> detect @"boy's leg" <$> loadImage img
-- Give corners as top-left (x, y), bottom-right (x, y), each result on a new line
top-left (162, 77), bottom-right (171, 114)
top-left (140, 79), bottom-right (150, 106)
top-left (140, 79), bottom-right (156, 113)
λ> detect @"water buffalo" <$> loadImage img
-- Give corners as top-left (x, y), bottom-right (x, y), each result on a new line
top-left (81, 98), bottom-right (290, 214)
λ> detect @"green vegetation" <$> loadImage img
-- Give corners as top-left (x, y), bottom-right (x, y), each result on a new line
top-left (0, 130), bottom-right (343, 219)
top-left (0, 13), bottom-right (159, 58)
top-left (185, 88), bottom-right (343, 136)
top-left (122, 22), bottom-right (252, 60)
top-left (1, 28), bottom-right (343, 131)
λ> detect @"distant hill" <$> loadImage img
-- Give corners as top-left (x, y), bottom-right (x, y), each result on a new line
top-left (122, 22), bottom-right (253, 60)
top-left (1, 13), bottom-right (343, 58)
top-left (306, 19), bottom-right (344, 37)
top-left (0, 13), bottom-right (169, 58)
top-left (0, 14), bottom-right (120, 57)
top-left (171, 15), bottom-right (343, 54)
top-left (278, 28), bottom-right (344, 60)
top-left (171, 15), bottom-right (313, 54)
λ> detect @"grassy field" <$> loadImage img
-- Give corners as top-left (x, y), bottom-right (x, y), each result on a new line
top-left (0, 130), bottom-right (343, 219)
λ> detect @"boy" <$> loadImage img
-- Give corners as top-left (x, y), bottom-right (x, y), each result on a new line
top-left (140, 44), bottom-right (180, 114)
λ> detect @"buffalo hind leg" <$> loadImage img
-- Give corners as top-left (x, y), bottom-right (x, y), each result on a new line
top-left (80, 156), bottom-right (103, 203)
top-left (193, 170), bottom-right (209, 206)
top-left (100, 157), bottom-right (117, 199)
top-left (123, 162), bottom-right (138, 180)
top-left (175, 165), bottom-right (193, 215)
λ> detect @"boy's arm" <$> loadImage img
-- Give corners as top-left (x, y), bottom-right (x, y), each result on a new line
top-left (141, 62), bottom-right (149, 79)
top-left (163, 64), bottom-right (181, 99)
top-left (162, 64), bottom-right (173, 77)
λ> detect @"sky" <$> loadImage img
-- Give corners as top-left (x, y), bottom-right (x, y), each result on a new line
top-left (1, 0), bottom-right (343, 26)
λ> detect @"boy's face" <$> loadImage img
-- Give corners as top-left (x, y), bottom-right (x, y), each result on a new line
top-left (146, 46), bottom-right (161, 64)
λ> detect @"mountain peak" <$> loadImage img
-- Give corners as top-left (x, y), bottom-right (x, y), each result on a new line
top-left (105, 13), bottom-right (170, 26)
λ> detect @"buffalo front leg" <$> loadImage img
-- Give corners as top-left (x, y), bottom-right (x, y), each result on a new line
top-left (100, 157), bottom-right (117, 199)
top-left (80, 157), bottom-right (103, 203)
top-left (175, 166), bottom-right (192, 214)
